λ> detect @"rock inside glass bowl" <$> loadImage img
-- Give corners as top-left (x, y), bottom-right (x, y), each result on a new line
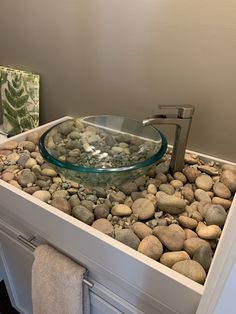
top-left (39, 116), bottom-right (168, 187)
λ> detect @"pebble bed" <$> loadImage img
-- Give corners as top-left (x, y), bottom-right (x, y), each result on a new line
top-left (0, 131), bottom-right (236, 285)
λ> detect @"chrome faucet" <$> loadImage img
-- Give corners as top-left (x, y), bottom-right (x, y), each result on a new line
top-left (143, 105), bottom-right (195, 173)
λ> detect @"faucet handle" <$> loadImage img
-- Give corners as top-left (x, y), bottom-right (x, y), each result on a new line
top-left (158, 104), bottom-right (195, 119)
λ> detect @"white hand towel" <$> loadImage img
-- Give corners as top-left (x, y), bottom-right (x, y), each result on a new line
top-left (32, 244), bottom-right (90, 314)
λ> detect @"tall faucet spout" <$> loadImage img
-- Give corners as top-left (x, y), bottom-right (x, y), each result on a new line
top-left (143, 105), bottom-right (195, 173)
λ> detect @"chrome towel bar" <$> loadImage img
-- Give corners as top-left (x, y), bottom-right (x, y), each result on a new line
top-left (17, 234), bottom-right (94, 288)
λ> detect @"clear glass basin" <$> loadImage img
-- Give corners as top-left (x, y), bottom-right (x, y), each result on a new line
top-left (39, 116), bottom-right (167, 186)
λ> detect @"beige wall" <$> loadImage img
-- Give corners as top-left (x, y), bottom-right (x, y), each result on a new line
top-left (0, 0), bottom-right (236, 160)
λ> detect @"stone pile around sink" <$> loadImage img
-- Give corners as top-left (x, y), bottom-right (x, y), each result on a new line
top-left (0, 131), bottom-right (236, 285)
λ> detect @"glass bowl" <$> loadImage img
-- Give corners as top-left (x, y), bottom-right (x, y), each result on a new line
top-left (39, 115), bottom-right (167, 187)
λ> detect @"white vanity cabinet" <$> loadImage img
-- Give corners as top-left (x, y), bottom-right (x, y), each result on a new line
top-left (0, 117), bottom-right (236, 314)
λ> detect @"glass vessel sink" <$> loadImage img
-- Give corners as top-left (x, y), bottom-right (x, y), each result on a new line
top-left (39, 116), bottom-right (167, 186)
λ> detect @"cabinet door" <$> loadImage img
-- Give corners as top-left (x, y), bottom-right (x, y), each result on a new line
top-left (0, 227), bottom-right (34, 314)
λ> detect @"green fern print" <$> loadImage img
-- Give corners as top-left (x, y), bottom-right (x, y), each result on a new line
top-left (0, 66), bottom-right (39, 135)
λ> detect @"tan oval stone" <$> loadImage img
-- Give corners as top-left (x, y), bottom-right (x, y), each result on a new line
top-left (153, 224), bottom-right (185, 251)
top-left (147, 183), bottom-right (157, 195)
top-left (194, 189), bottom-right (211, 203)
top-left (1, 171), bottom-right (15, 182)
top-left (197, 224), bottom-right (222, 240)
top-left (132, 198), bottom-right (155, 220)
top-left (173, 172), bottom-right (187, 184)
top-left (172, 260), bottom-right (206, 284)
top-left (25, 158), bottom-right (37, 169)
top-left (138, 235), bottom-right (163, 260)
top-left (111, 204), bottom-right (132, 216)
top-left (33, 190), bottom-right (51, 202)
top-left (184, 237), bottom-right (210, 256)
top-left (212, 197), bottom-right (231, 210)
top-left (178, 216), bottom-right (198, 229)
top-left (195, 174), bottom-right (213, 191)
top-left (92, 218), bottom-right (114, 237)
top-left (220, 170), bottom-right (236, 193)
top-left (170, 179), bottom-right (183, 189)
top-left (160, 251), bottom-right (190, 268)
top-left (156, 192), bottom-right (186, 214)
top-left (132, 222), bottom-right (153, 240)
top-left (213, 182), bottom-right (231, 199)
top-left (41, 168), bottom-right (58, 177)
top-left (1, 140), bottom-right (18, 150)
top-left (184, 228), bottom-right (198, 239)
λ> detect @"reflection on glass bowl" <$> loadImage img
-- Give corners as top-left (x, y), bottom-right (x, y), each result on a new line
top-left (39, 115), bottom-right (168, 187)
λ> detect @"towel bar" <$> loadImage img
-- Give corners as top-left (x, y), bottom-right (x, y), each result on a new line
top-left (17, 234), bottom-right (94, 288)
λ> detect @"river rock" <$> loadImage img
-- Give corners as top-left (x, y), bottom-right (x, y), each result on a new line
top-left (193, 245), bottom-right (213, 271)
top-left (26, 132), bottom-right (40, 144)
top-left (41, 168), bottom-right (58, 177)
top-left (212, 197), bottom-right (231, 210)
top-left (182, 185), bottom-right (194, 203)
top-left (138, 235), bottom-right (163, 260)
top-left (197, 224), bottom-right (221, 240)
top-left (173, 172), bottom-right (187, 184)
top-left (159, 183), bottom-right (175, 195)
top-left (132, 198), bottom-right (155, 220)
top-left (178, 216), bottom-right (198, 229)
top-left (69, 194), bottom-right (81, 207)
top-left (184, 154), bottom-right (199, 165)
top-left (18, 140), bottom-right (35, 152)
top-left (23, 186), bottom-right (41, 194)
top-left (132, 222), bottom-right (153, 240)
top-left (1, 140), bottom-right (18, 150)
top-left (147, 183), bottom-right (157, 195)
top-left (184, 237), bottom-right (211, 256)
top-left (80, 200), bottom-right (94, 211)
top-left (184, 228), bottom-right (198, 239)
top-left (156, 173), bottom-right (167, 183)
top-left (194, 189), bottom-right (211, 203)
top-left (220, 170), bottom-right (236, 193)
top-left (213, 182), bottom-right (231, 199)
top-left (17, 169), bottom-right (36, 187)
top-left (172, 260), bottom-right (206, 284)
top-left (160, 251), bottom-right (190, 268)
top-left (111, 204), bottom-right (132, 217)
top-left (94, 204), bottom-right (110, 219)
top-left (8, 180), bottom-right (22, 189)
top-left (195, 174), bottom-right (213, 191)
top-left (33, 190), bottom-right (51, 202)
top-left (24, 158), bottom-right (37, 169)
top-left (52, 190), bottom-right (69, 199)
top-left (222, 164), bottom-right (236, 173)
top-left (72, 205), bottom-right (94, 225)
top-left (92, 218), bottom-right (114, 237)
top-left (170, 180), bottom-right (183, 189)
top-left (6, 152), bottom-right (20, 162)
top-left (156, 192), bottom-right (186, 214)
top-left (183, 167), bottom-right (201, 183)
top-left (153, 224), bottom-right (185, 251)
top-left (204, 204), bottom-right (227, 227)
top-left (120, 181), bottom-right (138, 195)
top-left (198, 165), bottom-right (219, 176)
top-left (109, 191), bottom-right (126, 203)
top-left (51, 197), bottom-right (71, 215)
top-left (1, 172), bottom-right (15, 182)
top-left (115, 229), bottom-right (140, 250)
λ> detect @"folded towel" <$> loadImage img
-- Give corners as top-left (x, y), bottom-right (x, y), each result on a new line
top-left (32, 244), bottom-right (90, 314)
